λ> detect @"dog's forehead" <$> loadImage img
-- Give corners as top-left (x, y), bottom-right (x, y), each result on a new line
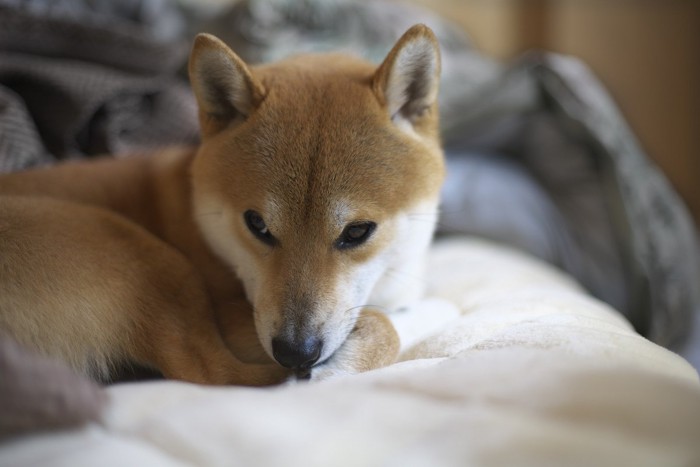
top-left (215, 57), bottom-right (442, 231)
top-left (244, 73), bottom-right (411, 199)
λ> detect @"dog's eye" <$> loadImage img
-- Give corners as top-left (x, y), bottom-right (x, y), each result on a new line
top-left (336, 221), bottom-right (376, 250)
top-left (244, 210), bottom-right (276, 246)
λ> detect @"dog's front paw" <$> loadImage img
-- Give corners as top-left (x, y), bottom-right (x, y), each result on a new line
top-left (291, 309), bottom-right (400, 383)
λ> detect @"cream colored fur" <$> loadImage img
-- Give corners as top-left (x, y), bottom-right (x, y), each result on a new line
top-left (0, 25), bottom-right (444, 384)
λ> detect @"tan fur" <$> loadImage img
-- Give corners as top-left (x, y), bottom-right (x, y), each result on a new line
top-left (0, 25), bottom-right (443, 384)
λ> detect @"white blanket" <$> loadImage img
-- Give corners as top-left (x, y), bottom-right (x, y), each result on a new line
top-left (3, 238), bottom-right (699, 466)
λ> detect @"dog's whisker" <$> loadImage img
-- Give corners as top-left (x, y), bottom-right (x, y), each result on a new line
top-left (343, 303), bottom-right (390, 315)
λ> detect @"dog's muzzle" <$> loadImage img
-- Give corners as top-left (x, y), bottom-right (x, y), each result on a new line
top-left (271, 336), bottom-right (323, 370)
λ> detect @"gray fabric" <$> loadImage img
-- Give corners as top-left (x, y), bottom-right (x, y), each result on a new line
top-left (442, 52), bottom-right (699, 344)
top-left (441, 153), bottom-right (580, 272)
top-left (0, 0), bottom-right (199, 171)
top-left (442, 71), bottom-right (629, 320)
top-left (0, 333), bottom-right (106, 439)
top-left (0, 0), bottom-right (187, 72)
top-left (540, 54), bottom-right (700, 345)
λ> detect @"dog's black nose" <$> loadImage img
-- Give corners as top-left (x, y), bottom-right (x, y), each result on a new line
top-left (272, 336), bottom-right (323, 370)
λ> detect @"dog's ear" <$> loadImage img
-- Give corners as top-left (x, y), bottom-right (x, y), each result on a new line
top-left (189, 33), bottom-right (265, 136)
top-left (373, 24), bottom-right (441, 129)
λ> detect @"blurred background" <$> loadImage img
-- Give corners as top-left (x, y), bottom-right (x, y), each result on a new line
top-left (411, 0), bottom-right (700, 226)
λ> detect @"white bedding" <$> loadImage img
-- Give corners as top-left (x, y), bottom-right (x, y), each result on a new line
top-left (3, 238), bottom-right (699, 466)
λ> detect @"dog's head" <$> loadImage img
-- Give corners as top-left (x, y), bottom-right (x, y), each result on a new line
top-left (189, 25), bottom-right (443, 370)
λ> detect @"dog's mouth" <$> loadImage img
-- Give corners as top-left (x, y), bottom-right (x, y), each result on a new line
top-left (292, 352), bottom-right (334, 380)
top-left (295, 369), bottom-right (312, 380)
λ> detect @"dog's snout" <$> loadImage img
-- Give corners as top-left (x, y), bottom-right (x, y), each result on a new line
top-left (272, 336), bottom-right (323, 370)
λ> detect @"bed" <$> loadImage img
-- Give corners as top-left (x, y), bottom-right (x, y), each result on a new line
top-left (2, 238), bottom-right (698, 466)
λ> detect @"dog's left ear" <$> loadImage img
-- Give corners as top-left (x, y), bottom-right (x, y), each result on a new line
top-left (189, 33), bottom-right (265, 136)
top-left (373, 24), bottom-right (441, 127)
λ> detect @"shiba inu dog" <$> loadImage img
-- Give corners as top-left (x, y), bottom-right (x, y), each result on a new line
top-left (0, 24), bottom-right (444, 384)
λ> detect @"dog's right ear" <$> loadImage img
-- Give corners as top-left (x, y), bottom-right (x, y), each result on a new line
top-left (373, 24), bottom-right (441, 132)
top-left (189, 34), bottom-right (265, 136)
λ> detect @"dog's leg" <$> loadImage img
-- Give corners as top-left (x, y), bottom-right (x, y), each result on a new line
top-left (133, 278), bottom-right (287, 386)
top-left (0, 196), bottom-right (285, 386)
top-left (138, 289), bottom-right (287, 386)
top-left (308, 309), bottom-right (400, 381)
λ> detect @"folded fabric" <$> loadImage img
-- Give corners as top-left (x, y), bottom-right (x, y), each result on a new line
top-left (0, 0), bottom-right (199, 172)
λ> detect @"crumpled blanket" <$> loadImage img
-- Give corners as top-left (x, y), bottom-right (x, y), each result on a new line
top-left (0, 0), bottom-right (199, 171)
top-left (0, 334), bottom-right (105, 440)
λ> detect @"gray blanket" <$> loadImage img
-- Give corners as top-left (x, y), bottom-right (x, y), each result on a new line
top-left (0, 0), bottom-right (198, 171)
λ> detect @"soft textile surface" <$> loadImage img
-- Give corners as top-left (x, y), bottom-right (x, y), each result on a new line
top-left (0, 335), bottom-right (105, 439)
top-left (2, 238), bottom-right (698, 466)
top-left (0, 0), bottom-right (198, 171)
